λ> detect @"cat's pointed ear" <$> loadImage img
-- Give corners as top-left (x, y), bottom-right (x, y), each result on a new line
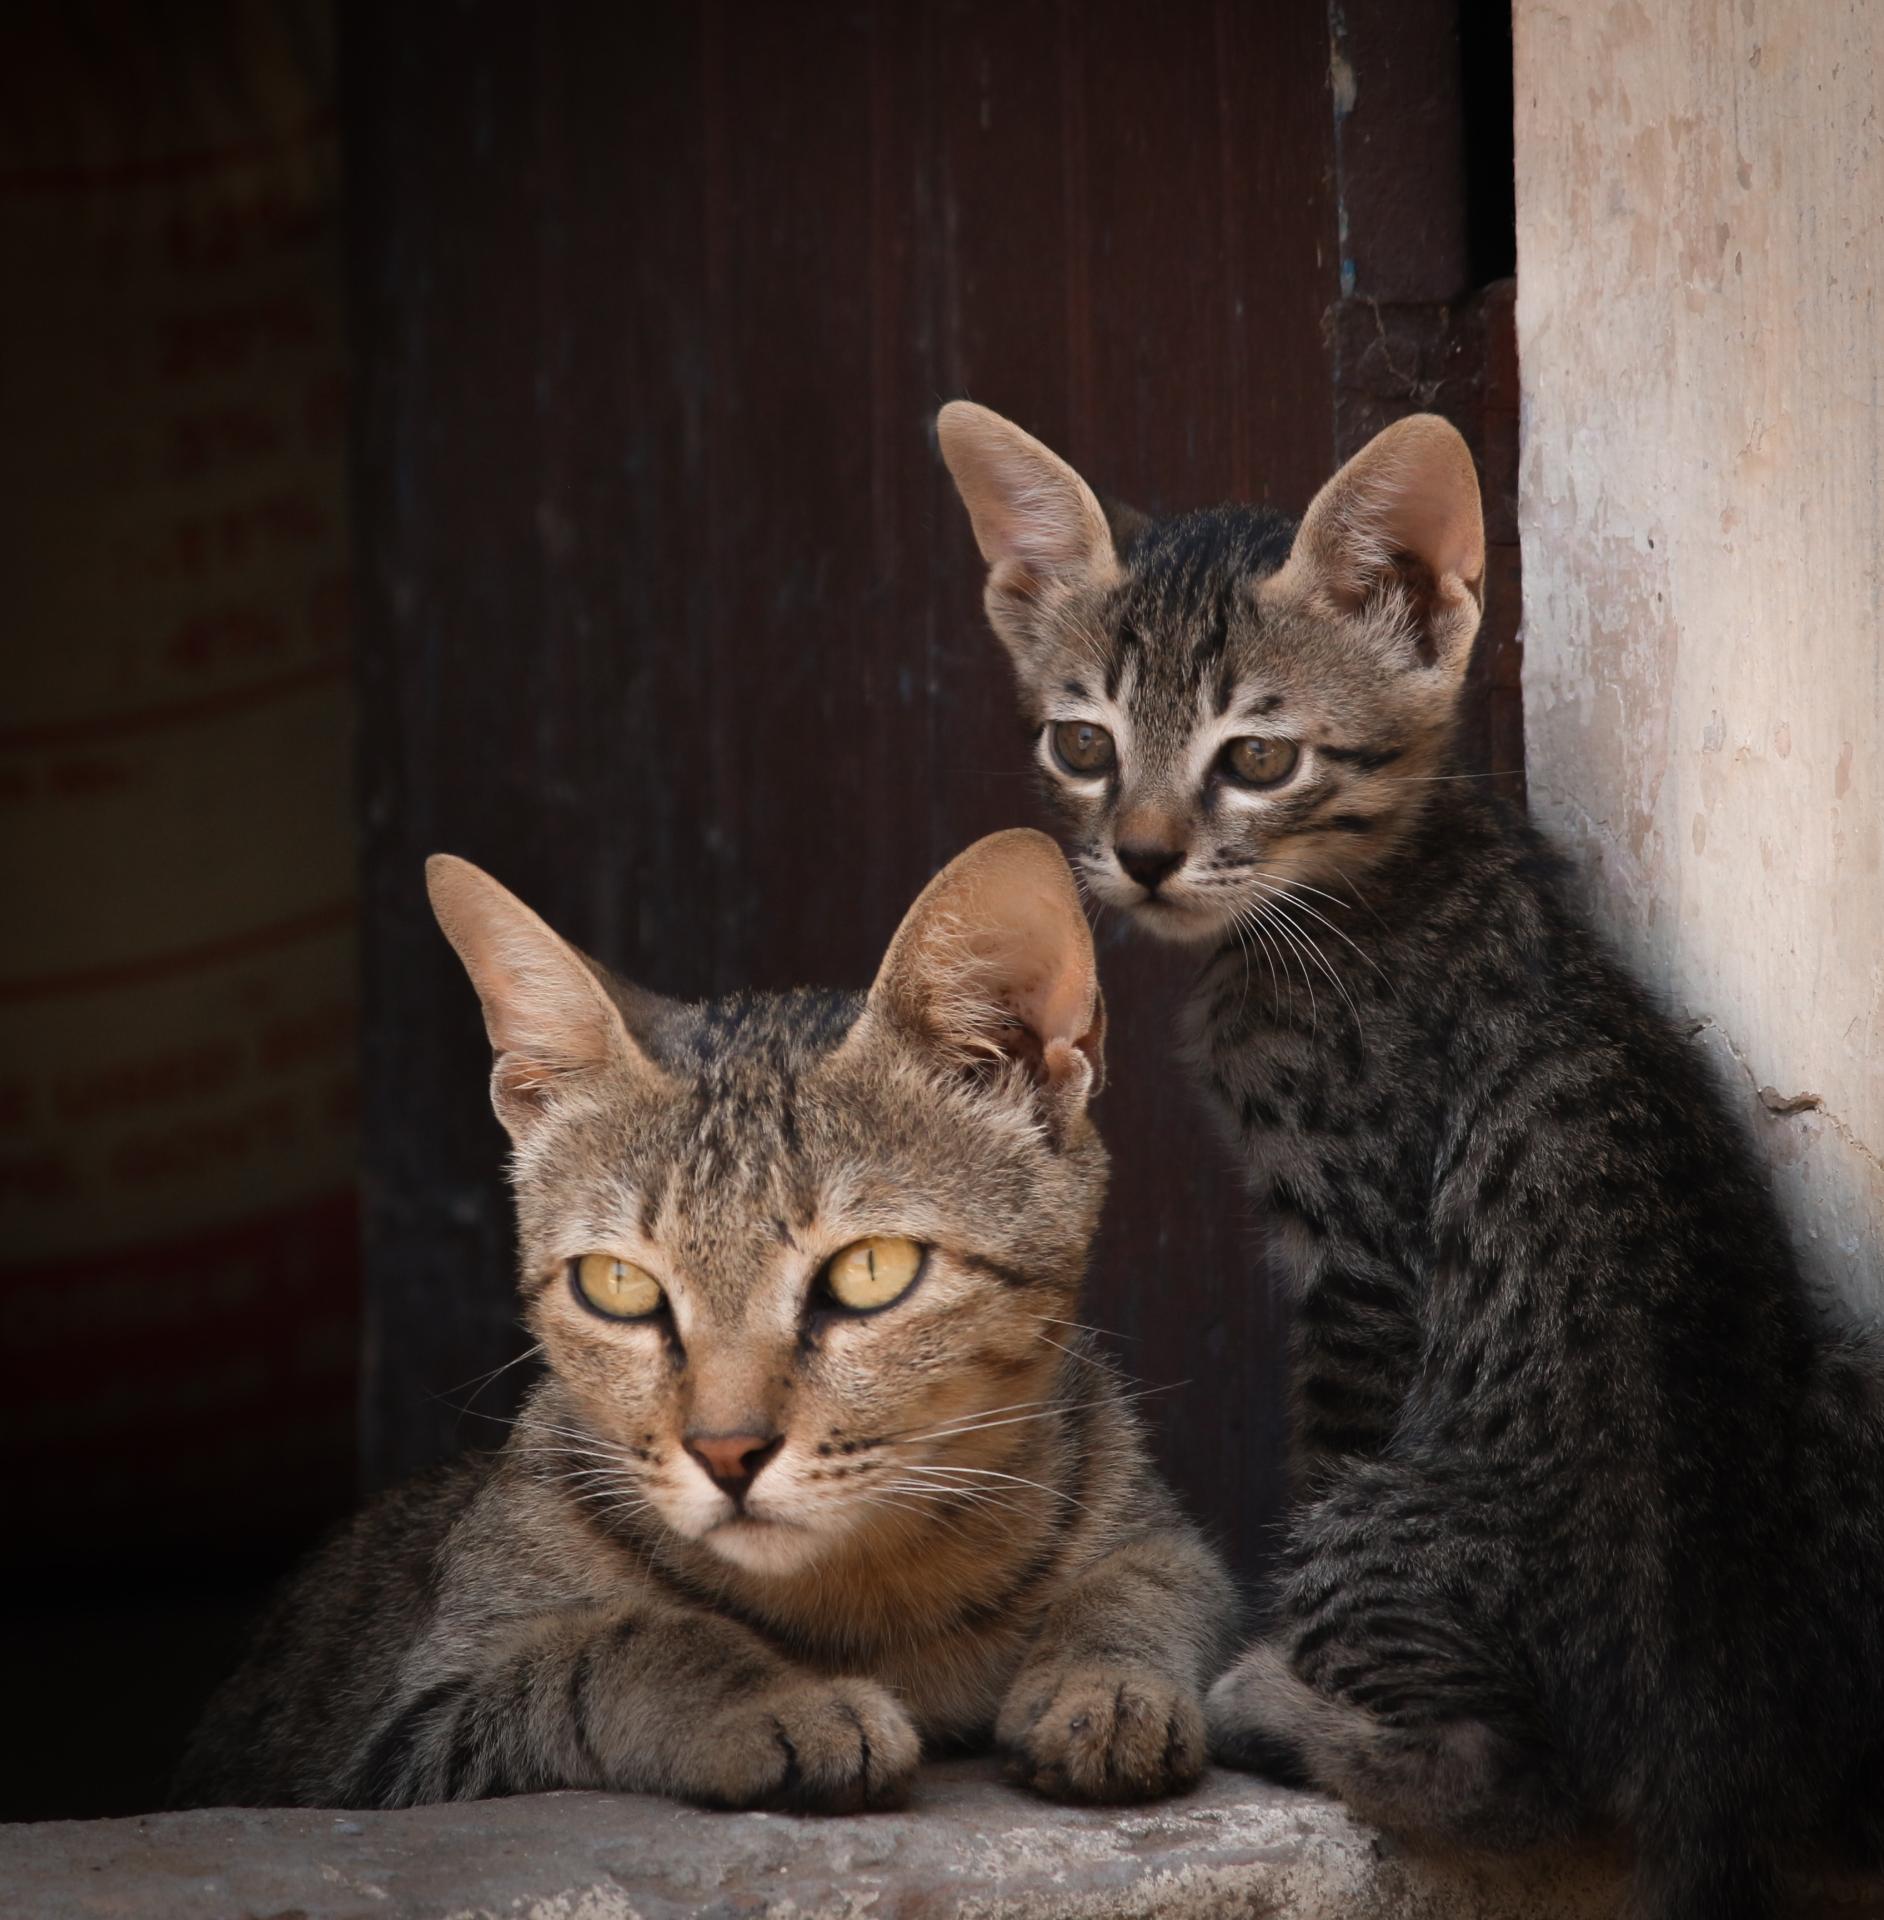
top-left (937, 402), bottom-right (1122, 665)
top-left (860, 829), bottom-right (1105, 1128)
top-left (1100, 493), bottom-right (1152, 557)
top-left (426, 855), bottom-right (665, 1134)
top-left (1267, 414), bottom-right (1485, 675)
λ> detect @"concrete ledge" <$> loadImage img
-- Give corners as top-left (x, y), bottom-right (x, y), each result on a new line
top-left (5, 1760), bottom-right (1880, 1919)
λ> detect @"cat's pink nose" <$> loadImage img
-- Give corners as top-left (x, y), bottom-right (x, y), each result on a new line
top-left (685, 1430), bottom-right (783, 1504)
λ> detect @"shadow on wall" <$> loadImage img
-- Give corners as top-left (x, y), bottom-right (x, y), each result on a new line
top-left (0, 2), bottom-right (359, 1818)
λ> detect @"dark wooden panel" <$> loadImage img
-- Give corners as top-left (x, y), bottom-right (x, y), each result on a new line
top-left (1325, 0), bottom-right (1523, 806)
top-left (344, 0), bottom-right (1350, 1583)
top-left (1330, 0), bottom-right (1471, 303)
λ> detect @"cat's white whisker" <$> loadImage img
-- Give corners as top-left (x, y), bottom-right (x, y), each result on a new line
top-left (1226, 909), bottom-right (1258, 1012)
top-left (857, 1488), bottom-right (987, 1547)
top-left (897, 1381), bottom-right (1188, 1451)
top-left (895, 1462), bottom-right (1092, 1513)
top-left (1030, 1312), bottom-right (1132, 1341)
top-left (1034, 1329), bottom-right (1106, 1367)
top-left (879, 1395), bottom-right (1061, 1445)
top-left (430, 1340), bottom-right (548, 1409)
top-left (1259, 892), bottom-right (1366, 1031)
top-left (1238, 906), bottom-right (1288, 1018)
top-left (519, 1422), bottom-right (649, 1461)
top-left (1250, 873), bottom-right (1387, 982)
top-left (1246, 900), bottom-right (1319, 1030)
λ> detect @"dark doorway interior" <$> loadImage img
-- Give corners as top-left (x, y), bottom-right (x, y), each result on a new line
top-left (3, 0), bottom-right (1521, 1822)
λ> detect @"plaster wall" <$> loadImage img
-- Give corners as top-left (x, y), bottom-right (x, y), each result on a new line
top-left (1515, 0), bottom-right (1883, 1307)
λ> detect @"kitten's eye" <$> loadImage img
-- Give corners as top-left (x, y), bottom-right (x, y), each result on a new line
top-left (1049, 720), bottom-right (1117, 777)
top-left (1221, 736), bottom-right (1301, 789)
top-left (572, 1254), bottom-right (666, 1319)
top-left (823, 1236), bottom-right (926, 1313)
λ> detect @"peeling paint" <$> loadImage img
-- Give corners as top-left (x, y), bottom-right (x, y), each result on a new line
top-left (1517, 1), bottom-right (1884, 1309)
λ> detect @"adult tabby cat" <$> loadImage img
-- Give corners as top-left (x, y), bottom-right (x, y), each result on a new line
top-left (939, 402), bottom-right (1884, 1919)
top-left (178, 831), bottom-right (1234, 1811)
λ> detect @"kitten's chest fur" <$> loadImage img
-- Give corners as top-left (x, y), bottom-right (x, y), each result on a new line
top-left (1178, 795), bottom-right (1541, 1474)
top-left (1184, 959), bottom-right (1441, 1274)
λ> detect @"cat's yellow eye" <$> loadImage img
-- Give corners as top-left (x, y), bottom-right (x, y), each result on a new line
top-left (1222, 735), bottom-right (1301, 789)
top-left (572, 1254), bottom-right (666, 1320)
top-left (824, 1236), bottom-right (926, 1313)
top-left (1049, 720), bottom-right (1116, 777)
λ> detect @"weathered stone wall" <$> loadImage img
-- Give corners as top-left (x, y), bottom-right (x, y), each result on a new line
top-left (1514, 0), bottom-right (1883, 1308)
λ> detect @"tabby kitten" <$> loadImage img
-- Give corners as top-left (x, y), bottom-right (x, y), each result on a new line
top-left (178, 831), bottom-right (1234, 1813)
top-left (939, 404), bottom-right (1884, 1919)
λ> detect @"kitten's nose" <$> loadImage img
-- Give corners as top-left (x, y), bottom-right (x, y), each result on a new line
top-left (1115, 842), bottom-right (1187, 892)
top-left (685, 1430), bottom-right (783, 1505)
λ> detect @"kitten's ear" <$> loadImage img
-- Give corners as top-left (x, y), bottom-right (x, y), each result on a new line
top-left (864, 829), bottom-right (1105, 1127)
top-left (1267, 414), bottom-right (1485, 675)
top-left (936, 402), bottom-right (1122, 666)
top-left (1100, 493), bottom-right (1152, 557)
top-left (426, 855), bottom-right (664, 1134)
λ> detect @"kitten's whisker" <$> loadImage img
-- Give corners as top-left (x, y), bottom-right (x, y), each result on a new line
top-left (1030, 1312), bottom-right (1133, 1341)
top-left (859, 1488), bottom-right (986, 1546)
top-left (1256, 872), bottom-right (1361, 916)
top-left (1035, 1329), bottom-right (1108, 1367)
top-left (896, 1462), bottom-right (1091, 1512)
top-left (1226, 909), bottom-right (1256, 1012)
top-left (520, 1421), bottom-right (649, 1460)
top-left (874, 1477), bottom-right (1028, 1513)
top-left (1239, 907), bottom-right (1287, 1019)
top-left (896, 1381), bottom-right (1188, 1449)
top-left (1246, 902), bottom-right (1318, 1030)
top-left (430, 1341), bottom-right (547, 1408)
top-left (873, 1480), bottom-right (1034, 1529)
top-left (877, 1395), bottom-right (1061, 1445)
top-left (533, 1465), bottom-right (640, 1491)
top-left (1329, 866), bottom-right (1392, 931)
top-left (1255, 894), bottom-right (1361, 1032)
top-left (1259, 892), bottom-right (1367, 1030)
top-left (897, 1408), bottom-right (1071, 1445)
top-left (512, 1448), bottom-right (644, 1479)
top-left (1375, 767), bottom-right (1521, 784)
top-left (1249, 874), bottom-right (1387, 981)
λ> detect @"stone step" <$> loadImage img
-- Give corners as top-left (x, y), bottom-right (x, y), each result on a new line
top-left (4, 1759), bottom-right (1879, 1919)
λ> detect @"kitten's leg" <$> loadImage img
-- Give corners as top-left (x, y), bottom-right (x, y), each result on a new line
top-left (1286, 1246), bottom-right (1423, 1497)
top-left (1206, 1640), bottom-right (1567, 1851)
top-left (344, 1600), bottom-right (919, 1812)
top-left (997, 1524), bottom-right (1238, 1804)
top-left (1209, 1464), bottom-right (1573, 1854)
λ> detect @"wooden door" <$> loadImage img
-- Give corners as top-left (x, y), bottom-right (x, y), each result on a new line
top-left (344, 0), bottom-right (1516, 1586)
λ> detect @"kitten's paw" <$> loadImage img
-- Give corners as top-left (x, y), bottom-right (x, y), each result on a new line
top-left (692, 1675), bottom-right (920, 1814)
top-left (1205, 1642), bottom-right (1314, 1788)
top-left (999, 1665), bottom-right (1206, 1804)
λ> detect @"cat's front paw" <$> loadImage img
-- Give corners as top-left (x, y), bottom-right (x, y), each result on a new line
top-left (691, 1674), bottom-right (919, 1814)
top-left (998, 1664), bottom-right (1206, 1804)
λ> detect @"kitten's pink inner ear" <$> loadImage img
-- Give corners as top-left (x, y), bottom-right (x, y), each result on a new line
top-left (1292, 413), bottom-right (1486, 610)
top-left (936, 401), bottom-right (1119, 585)
top-left (425, 855), bottom-right (646, 1112)
top-left (870, 829), bottom-right (1104, 1096)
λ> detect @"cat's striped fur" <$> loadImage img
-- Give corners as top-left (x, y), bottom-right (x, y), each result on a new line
top-left (941, 403), bottom-right (1884, 1920)
top-left (178, 832), bottom-right (1235, 1811)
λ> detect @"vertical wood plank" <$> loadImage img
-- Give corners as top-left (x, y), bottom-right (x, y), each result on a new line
top-left (348, 0), bottom-right (1363, 1582)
